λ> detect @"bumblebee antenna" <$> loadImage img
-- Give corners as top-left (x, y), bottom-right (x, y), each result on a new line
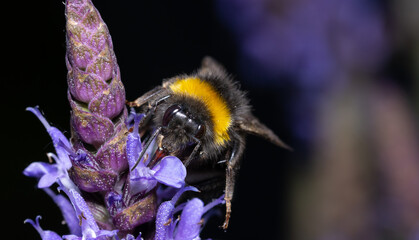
top-left (131, 127), bottom-right (162, 172)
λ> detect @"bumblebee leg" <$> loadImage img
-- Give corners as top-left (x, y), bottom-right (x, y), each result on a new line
top-left (127, 86), bottom-right (165, 108)
top-left (131, 126), bottom-right (162, 171)
top-left (222, 136), bottom-right (245, 230)
top-left (137, 94), bottom-right (171, 131)
top-left (130, 94), bottom-right (171, 171)
top-left (184, 139), bottom-right (201, 167)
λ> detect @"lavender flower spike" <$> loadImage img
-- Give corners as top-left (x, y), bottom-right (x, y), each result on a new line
top-left (65, 0), bottom-right (130, 192)
top-left (66, 0), bottom-right (125, 120)
top-left (66, 0), bottom-right (127, 162)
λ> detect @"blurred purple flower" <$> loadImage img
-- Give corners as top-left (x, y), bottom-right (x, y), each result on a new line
top-left (217, 0), bottom-right (387, 84)
top-left (216, 0), bottom-right (389, 143)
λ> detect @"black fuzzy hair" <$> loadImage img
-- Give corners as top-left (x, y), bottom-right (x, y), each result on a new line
top-left (151, 57), bottom-right (252, 163)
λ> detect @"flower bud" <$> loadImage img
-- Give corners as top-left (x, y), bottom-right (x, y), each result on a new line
top-left (96, 123), bottom-right (129, 173)
top-left (113, 192), bottom-right (157, 231)
top-left (69, 96), bottom-right (115, 149)
top-left (68, 149), bottom-right (117, 192)
top-left (66, 0), bottom-right (126, 148)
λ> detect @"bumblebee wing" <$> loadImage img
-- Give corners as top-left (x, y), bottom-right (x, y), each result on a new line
top-left (238, 115), bottom-right (292, 150)
top-left (127, 86), bottom-right (164, 108)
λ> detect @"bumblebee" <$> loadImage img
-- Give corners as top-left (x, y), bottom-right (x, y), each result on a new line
top-left (128, 57), bottom-right (290, 229)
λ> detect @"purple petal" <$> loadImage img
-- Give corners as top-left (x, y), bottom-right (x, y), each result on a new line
top-left (59, 235), bottom-right (79, 240)
top-left (105, 191), bottom-right (124, 216)
top-left (153, 156), bottom-right (186, 188)
top-left (126, 129), bottom-right (143, 173)
top-left (129, 176), bottom-right (157, 196)
top-left (203, 194), bottom-right (225, 214)
top-left (23, 162), bottom-right (60, 188)
top-left (26, 107), bottom-right (72, 169)
top-left (95, 229), bottom-right (119, 239)
top-left (123, 233), bottom-right (142, 240)
top-left (25, 216), bottom-right (63, 240)
top-left (127, 114), bottom-right (163, 195)
top-left (126, 125), bottom-right (158, 195)
top-left (171, 186), bottom-right (199, 205)
top-left (66, 189), bottom-right (100, 235)
top-left (126, 113), bottom-right (144, 170)
top-left (38, 170), bottom-right (60, 188)
top-left (125, 108), bottom-right (137, 128)
top-left (155, 201), bottom-right (175, 240)
top-left (175, 198), bottom-right (204, 240)
top-left (55, 178), bottom-right (116, 240)
top-left (43, 188), bottom-right (81, 236)
top-left (40, 231), bottom-right (63, 240)
top-left (23, 162), bottom-right (56, 178)
top-left (46, 127), bottom-right (72, 169)
top-left (155, 186), bottom-right (199, 240)
top-left (70, 148), bottom-right (93, 166)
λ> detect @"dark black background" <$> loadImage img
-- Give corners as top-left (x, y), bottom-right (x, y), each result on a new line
top-left (5, 0), bottom-right (293, 239)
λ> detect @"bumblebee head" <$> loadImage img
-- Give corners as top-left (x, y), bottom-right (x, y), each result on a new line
top-left (162, 104), bottom-right (206, 138)
top-left (158, 103), bottom-right (206, 155)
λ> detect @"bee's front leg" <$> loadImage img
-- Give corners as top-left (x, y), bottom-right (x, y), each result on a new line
top-left (127, 86), bottom-right (164, 108)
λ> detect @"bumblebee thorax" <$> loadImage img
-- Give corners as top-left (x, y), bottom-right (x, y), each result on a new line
top-left (168, 77), bottom-right (231, 145)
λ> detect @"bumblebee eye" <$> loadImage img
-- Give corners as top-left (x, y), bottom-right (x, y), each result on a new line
top-left (162, 104), bottom-right (181, 126)
top-left (195, 124), bottom-right (206, 139)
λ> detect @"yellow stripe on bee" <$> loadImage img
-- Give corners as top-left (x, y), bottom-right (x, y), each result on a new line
top-left (169, 77), bottom-right (231, 145)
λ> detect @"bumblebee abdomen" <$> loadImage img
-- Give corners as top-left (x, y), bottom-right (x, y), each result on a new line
top-left (169, 77), bottom-right (231, 146)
